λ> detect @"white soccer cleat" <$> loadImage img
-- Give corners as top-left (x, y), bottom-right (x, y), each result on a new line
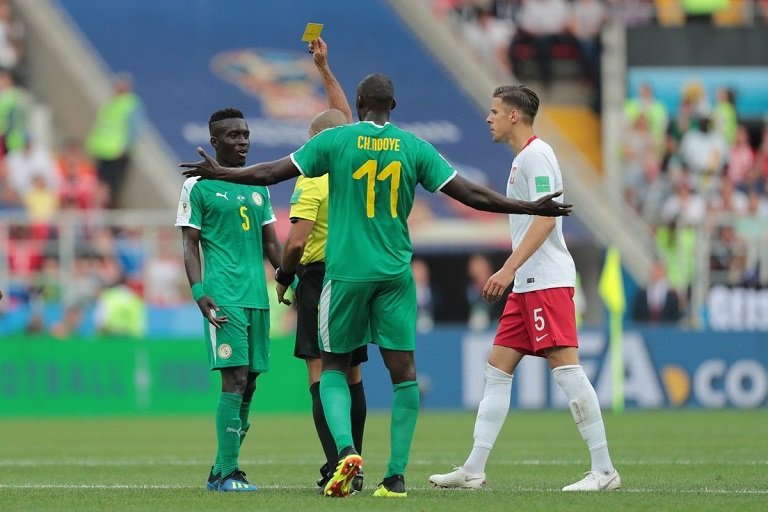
top-left (429, 466), bottom-right (486, 490)
top-left (562, 470), bottom-right (621, 491)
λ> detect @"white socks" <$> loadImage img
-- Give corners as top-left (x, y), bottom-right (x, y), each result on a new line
top-left (463, 364), bottom-right (513, 474)
top-left (552, 365), bottom-right (615, 475)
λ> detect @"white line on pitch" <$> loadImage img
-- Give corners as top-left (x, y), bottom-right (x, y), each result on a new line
top-left (0, 484), bottom-right (766, 495)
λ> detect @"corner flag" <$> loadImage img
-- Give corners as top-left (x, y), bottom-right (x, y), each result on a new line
top-left (598, 246), bottom-right (625, 413)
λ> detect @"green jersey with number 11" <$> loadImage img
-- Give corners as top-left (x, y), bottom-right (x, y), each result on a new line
top-left (290, 121), bottom-right (456, 281)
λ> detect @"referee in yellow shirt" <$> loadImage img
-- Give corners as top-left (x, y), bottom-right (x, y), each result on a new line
top-left (275, 37), bottom-right (367, 493)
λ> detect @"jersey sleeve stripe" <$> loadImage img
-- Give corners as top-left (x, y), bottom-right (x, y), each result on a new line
top-left (174, 221), bottom-right (202, 230)
top-left (290, 152), bottom-right (308, 176)
top-left (434, 170), bottom-right (458, 192)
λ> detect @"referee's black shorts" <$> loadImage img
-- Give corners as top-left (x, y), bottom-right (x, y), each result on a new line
top-left (294, 262), bottom-right (368, 367)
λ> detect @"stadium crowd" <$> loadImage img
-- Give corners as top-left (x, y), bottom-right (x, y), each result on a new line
top-left (0, 0), bottom-right (170, 336)
top-left (621, 80), bottom-right (768, 318)
top-left (431, 0), bottom-right (768, 109)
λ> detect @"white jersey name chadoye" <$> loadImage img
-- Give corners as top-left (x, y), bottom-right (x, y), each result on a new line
top-left (506, 137), bottom-right (575, 293)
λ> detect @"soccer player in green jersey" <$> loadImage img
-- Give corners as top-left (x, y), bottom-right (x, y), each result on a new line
top-left (176, 108), bottom-right (283, 492)
top-left (274, 37), bottom-right (369, 493)
top-left (181, 74), bottom-right (571, 498)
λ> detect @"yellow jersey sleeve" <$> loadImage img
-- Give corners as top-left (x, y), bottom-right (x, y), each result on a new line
top-left (289, 175), bottom-right (326, 222)
top-left (288, 175), bottom-right (329, 265)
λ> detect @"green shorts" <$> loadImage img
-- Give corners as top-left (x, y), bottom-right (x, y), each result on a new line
top-left (203, 306), bottom-right (270, 372)
top-left (318, 269), bottom-right (416, 353)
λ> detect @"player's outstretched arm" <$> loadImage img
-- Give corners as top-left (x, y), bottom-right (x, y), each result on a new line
top-left (440, 175), bottom-right (572, 216)
top-left (180, 147), bottom-right (300, 185)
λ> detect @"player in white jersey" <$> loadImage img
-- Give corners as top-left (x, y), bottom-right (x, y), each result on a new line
top-left (429, 85), bottom-right (620, 492)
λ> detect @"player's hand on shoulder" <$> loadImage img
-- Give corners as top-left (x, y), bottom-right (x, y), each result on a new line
top-left (533, 191), bottom-right (572, 217)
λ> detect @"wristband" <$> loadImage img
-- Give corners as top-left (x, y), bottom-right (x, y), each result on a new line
top-left (275, 267), bottom-right (296, 286)
top-left (191, 283), bottom-right (206, 301)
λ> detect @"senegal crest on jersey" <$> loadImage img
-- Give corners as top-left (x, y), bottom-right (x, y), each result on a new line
top-left (252, 192), bottom-right (263, 206)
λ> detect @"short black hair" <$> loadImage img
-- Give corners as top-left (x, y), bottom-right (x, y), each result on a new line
top-left (208, 108), bottom-right (244, 133)
top-left (356, 74), bottom-right (395, 111)
top-left (493, 85), bottom-right (539, 123)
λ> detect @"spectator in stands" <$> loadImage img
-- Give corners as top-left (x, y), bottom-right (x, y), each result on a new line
top-left (86, 72), bottom-right (145, 208)
top-left (114, 227), bottom-right (146, 286)
top-left (709, 225), bottom-right (748, 286)
top-left (668, 94), bottom-right (695, 144)
top-left (143, 228), bottom-right (186, 305)
top-left (6, 224), bottom-right (43, 280)
top-left (733, 188), bottom-right (768, 285)
top-left (655, 217), bottom-right (696, 308)
top-left (27, 255), bottom-right (62, 333)
top-left (57, 140), bottom-right (108, 210)
top-left (411, 258), bottom-right (435, 332)
top-left (569, 0), bottom-right (607, 86)
top-left (0, 68), bottom-right (26, 154)
top-left (726, 125), bottom-right (755, 189)
top-left (635, 155), bottom-right (672, 226)
top-left (511, 0), bottom-right (570, 88)
top-left (678, 116), bottom-right (727, 196)
top-left (660, 173), bottom-right (706, 227)
top-left (624, 83), bottom-right (668, 149)
top-left (462, 6), bottom-right (515, 74)
top-left (23, 174), bottom-right (59, 240)
top-left (708, 177), bottom-right (748, 216)
top-left (0, 0), bottom-right (23, 77)
top-left (0, 155), bottom-right (13, 207)
top-left (5, 136), bottom-right (60, 208)
top-left (680, 81), bottom-right (710, 120)
top-left (621, 113), bottom-right (659, 206)
top-left (466, 253), bottom-right (501, 330)
top-left (631, 259), bottom-right (683, 324)
top-left (712, 86), bottom-right (737, 148)
top-left (660, 132), bottom-right (684, 179)
top-left (50, 254), bottom-right (104, 338)
top-left (93, 272), bottom-right (147, 338)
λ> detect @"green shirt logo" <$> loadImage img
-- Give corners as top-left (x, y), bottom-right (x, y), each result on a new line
top-left (535, 176), bottom-right (551, 193)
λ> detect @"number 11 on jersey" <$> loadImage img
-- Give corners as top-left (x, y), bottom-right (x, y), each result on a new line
top-left (352, 160), bottom-right (401, 218)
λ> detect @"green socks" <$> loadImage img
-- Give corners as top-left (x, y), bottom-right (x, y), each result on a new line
top-left (215, 392), bottom-right (243, 478)
top-left (386, 380), bottom-right (419, 477)
top-left (320, 370), bottom-right (354, 453)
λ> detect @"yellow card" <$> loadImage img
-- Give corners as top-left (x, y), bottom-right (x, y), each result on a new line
top-left (301, 22), bottom-right (324, 42)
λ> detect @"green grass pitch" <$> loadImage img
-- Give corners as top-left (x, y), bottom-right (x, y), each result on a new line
top-left (0, 409), bottom-right (766, 511)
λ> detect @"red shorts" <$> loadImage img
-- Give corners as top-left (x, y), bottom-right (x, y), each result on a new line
top-left (493, 287), bottom-right (578, 357)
